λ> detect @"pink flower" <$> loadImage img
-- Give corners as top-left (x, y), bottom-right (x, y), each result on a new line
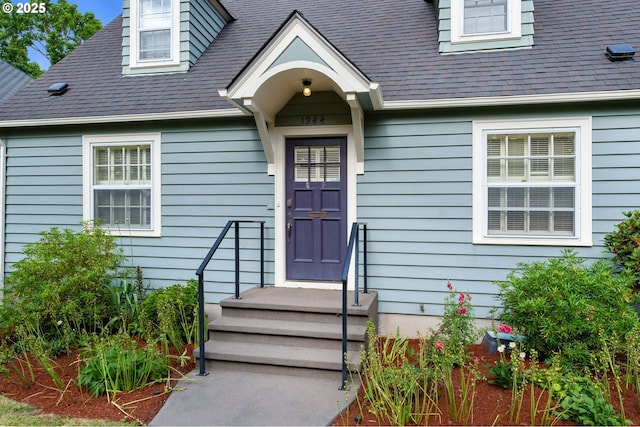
top-left (436, 341), bottom-right (444, 351)
top-left (458, 306), bottom-right (467, 315)
top-left (447, 281), bottom-right (453, 290)
top-left (458, 293), bottom-right (465, 303)
top-left (498, 324), bottom-right (513, 334)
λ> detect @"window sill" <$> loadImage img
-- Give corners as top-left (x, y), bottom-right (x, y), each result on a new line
top-left (104, 227), bottom-right (162, 238)
top-left (129, 58), bottom-right (180, 69)
top-left (451, 32), bottom-right (521, 44)
top-left (473, 236), bottom-right (592, 247)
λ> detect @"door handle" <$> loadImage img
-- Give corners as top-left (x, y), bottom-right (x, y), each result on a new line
top-left (287, 222), bottom-right (292, 241)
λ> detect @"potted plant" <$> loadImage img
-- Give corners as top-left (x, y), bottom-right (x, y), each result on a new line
top-left (482, 324), bottom-right (524, 354)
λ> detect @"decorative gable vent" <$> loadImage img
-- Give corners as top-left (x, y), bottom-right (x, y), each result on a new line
top-left (122, 0), bottom-right (234, 76)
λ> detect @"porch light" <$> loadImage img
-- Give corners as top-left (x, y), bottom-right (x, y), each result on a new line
top-left (302, 79), bottom-right (312, 97)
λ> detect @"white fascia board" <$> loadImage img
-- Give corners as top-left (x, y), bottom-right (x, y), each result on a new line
top-left (226, 15), bottom-right (371, 100)
top-left (0, 108), bottom-right (248, 129)
top-left (383, 90), bottom-right (640, 110)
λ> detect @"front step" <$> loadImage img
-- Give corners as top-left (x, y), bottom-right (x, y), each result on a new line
top-left (198, 287), bottom-right (378, 373)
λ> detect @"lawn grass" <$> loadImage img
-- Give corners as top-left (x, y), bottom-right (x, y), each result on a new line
top-left (0, 395), bottom-right (132, 426)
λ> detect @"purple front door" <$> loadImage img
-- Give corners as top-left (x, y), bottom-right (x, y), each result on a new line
top-left (286, 138), bottom-right (347, 281)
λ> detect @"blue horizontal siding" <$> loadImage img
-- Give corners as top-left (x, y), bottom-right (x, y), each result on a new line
top-left (4, 133), bottom-right (84, 266)
top-left (359, 106), bottom-right (640, 318)
top-left (2, 119), bottom-right (274, 301)
top-left (2, 105), bottom-right (639, 321)
top-left (187, 0), bottom-right (227, 66)
top-left (147, 120), bottom-right (274, 295)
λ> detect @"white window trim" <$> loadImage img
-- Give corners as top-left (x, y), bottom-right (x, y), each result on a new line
top-left (83, 133), bottom-right (162, 237)
top-left (129, 0), bottom-right (180, 69)
top-left (450, 0), bottom-right (521, 44)
top-left (472, 117), bottom-right (592, 246)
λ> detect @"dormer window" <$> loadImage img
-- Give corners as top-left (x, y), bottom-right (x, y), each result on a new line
top-left (139, 0), bottom-right (172, 60)
top-left (451, 0), bottom-right (521, 44)
top-left (130, 0), bottom-right (179, 69)
top-left (464, 0), bottom-right (508, 35)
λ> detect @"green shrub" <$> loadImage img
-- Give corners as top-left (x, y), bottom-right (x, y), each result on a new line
top-left (0, 223), bottom-right (125, 349)
top-left (496, 249), bottom-right (637, 369)
top-left (140, 279), bottom-right (198, 351)
top-left (604, 210), bottom-right (640, 289)
top-left (77, 334), bottom-right (170, 397)
top-left (554, 373), bottom-right (628, 426)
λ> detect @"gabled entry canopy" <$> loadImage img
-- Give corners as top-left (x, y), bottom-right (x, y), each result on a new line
top-left (219, 11), bottom-right (382, 174)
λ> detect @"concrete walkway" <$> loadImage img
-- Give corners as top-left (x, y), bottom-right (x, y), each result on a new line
top-left (150, 361), bottom-right (360, 426)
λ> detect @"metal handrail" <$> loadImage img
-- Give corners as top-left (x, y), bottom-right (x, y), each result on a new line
top-left (340, 222), bottom-right (368, 388)
top-left (195, 220), bottom-right (265, 376)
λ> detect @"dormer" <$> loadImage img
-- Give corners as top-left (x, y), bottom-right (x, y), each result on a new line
top-left (122, 0), bottom-right (233, 75)
top-left (434, 0), bottom-right (534, 54)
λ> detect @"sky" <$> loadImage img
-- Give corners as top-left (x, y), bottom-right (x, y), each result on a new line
top-left (7, 0), bottom-right (122, 70)
top-left (69, 0), bottom-right (121, 25)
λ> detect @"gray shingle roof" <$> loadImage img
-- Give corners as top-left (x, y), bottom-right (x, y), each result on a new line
top-left (0, 0), bottom-right (638, 122)
top-left (0, 60), bottom-right (32, 105)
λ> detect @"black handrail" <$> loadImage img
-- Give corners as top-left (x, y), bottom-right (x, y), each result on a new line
top-left (340, 222), bottom-right (368, 389)
top-left (195, 220), bottom-right (265, 376)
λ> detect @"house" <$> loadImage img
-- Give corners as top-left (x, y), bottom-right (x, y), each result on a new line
top-left (0, 0), bottom-right (638, 337)
top-left (0, 60), bottom-right (32, 106)
top-left (0, 60), bottom-right (32, 290)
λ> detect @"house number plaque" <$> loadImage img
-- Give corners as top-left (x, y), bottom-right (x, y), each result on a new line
top-left (307, 211), bottom-right (327, 218)
top-left (299, 115), bottom-right (326, 126)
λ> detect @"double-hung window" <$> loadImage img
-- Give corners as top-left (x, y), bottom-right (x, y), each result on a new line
top-left (130, 0), bottom-right (179, 68)
top-left (464, 0), bottom-right (508, 34)
top-left (451, 0), bottom-right (521, 43)
top-left (83, 134), bottom-right (161, 237)
top-left (473, 118), bottom-right (592, 246)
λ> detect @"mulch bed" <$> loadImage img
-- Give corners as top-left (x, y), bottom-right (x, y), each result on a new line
top-left (333, 342), bottom-right (640, 426)
top-left (0, 344), bottom-right (195, 425)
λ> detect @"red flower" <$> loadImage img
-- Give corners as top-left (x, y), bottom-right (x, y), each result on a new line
top-left (447, 281), bottom-right (453, 290)
top-left (498, 324), bottom-right (513, 334)
top-left (458, 293), bottom-right (465, 303)
top-left (458, 306), bottom-right (467, 315)
top-left (436, 341), bottom-right (444, 351)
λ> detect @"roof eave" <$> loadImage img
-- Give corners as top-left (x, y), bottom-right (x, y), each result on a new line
top-left (383, 89), bottom-right (640, 110)
top-left (2, 89), bottom-right (639, 129)
top-left (0, 108), bottom-right (248, 129)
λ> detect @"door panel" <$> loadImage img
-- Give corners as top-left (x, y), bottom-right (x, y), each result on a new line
top-left (321, 219), bottom-right (341, 262)
top-left (294, 218), bottom-right (313, 261)
top-left (286, 138), bottom-right (347, 281)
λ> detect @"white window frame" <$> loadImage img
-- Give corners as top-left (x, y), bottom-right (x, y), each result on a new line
top-left (83, 133), bottom-right (162, 237)
top-left (472, 118), bottom-right (592, 246)
top-left (129, 0), bottom-right (180, 69)
top-left (450, 0), bottom-right (521, 44)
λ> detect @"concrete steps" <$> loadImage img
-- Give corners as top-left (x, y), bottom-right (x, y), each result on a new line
top-left (198, 286), bottom-right (378, 373)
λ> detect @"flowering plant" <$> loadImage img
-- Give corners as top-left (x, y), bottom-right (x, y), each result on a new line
top-left (497, 324), bottom-right (513, 334)
top-left (429, 287), bottom-right (482, 424)
top-left (486, 341), bottom-right (526, 390)
top-left (435, 281), bottom-right (481, 365)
